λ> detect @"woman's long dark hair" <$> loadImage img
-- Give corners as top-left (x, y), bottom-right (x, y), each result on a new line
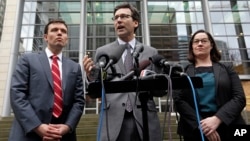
top-left (187, 29), bottom-right (221, 64)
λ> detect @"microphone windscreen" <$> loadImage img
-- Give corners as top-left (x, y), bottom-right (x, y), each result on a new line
top-left (95, 44), bottom-right (126, 65)
top-left (173, 63), bottom-right (184, 71)
top-left (108, 44), bottom-right (127, 64)
top-left (133, 44), bottom-right (144, 58)
top-left (149, 54), bottom-right (165, 67)
top-left (138, 60), bottom-right (151, 71)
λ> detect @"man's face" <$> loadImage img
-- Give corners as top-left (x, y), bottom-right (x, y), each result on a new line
top-left (44, 23), bottom-right (68, 49)
top-left (113, 8), bottom-right (138, 41)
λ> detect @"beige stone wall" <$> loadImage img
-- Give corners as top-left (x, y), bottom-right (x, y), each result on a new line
top-left (242, 81), bottom-right (250, 111)
top-left (0, 0), bottom-right (18, 115)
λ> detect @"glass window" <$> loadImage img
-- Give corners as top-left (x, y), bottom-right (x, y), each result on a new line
top-left (21, 0), bottom-right (81, 63)
top-left (224, 24), bottom-right (236, 36)
top-left (237, 0), bottom-right (249, 10)
top-left (212, 24), bottom-right (226, 36)
top-left (87, 37), bottom-right (116, 51)
top-left (242, 24), bottom-right (250, 35)
top-left (211, 12), bottom-right (224, 23)
top-left (87, 13), bottom-right (113, 24)
top-left (174, 12), bottom-right (203, 24)
top-left (87, 24), bottom-right (115, 36)
top-left (238, 11), bottom-right (250, 22)
top-left (209, 1), bottom-right (231, 11)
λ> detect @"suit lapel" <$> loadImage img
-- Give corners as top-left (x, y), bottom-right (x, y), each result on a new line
top-left (61, 56), bottom-right (68, 92)
top-left (186, 64), bottom-right (195, 77)
top-left (212, 62), bottom-right (220, 94)
top-left (39, 51), bottom-right (53, 89)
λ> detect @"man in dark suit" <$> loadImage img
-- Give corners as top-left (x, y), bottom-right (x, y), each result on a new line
top-left (9, 19), bottom-right (85, 141)
top-left (83, 3), bottom-right (162, 141)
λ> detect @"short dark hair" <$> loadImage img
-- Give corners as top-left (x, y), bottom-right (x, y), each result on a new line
top-left (113, 3), bottom-right (140, 32)
top-left (187, 29), bottom-right (221, 64)
top-left (44, 19), bottom-right (68, 34)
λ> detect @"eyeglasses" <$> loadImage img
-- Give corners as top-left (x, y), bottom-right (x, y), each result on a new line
top-left (112, 14), bottom-right (132, 21)
top-left (192, 38), bottom-right (210, 45)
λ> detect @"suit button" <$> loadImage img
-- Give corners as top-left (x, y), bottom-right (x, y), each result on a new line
top-left (122, 103), bottom-right (125, 106)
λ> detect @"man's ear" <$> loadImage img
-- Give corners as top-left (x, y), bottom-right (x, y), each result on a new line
top-left (134, 21), bottom-right (139, 28)
top-left (43, 34), bottom-right (48, 42)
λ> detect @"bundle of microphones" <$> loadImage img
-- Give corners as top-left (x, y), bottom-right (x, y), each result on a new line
top-left (88, 44), bottom-right (186, 82)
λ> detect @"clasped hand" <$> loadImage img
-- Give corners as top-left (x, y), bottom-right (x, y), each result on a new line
top-left (200, 116), bottom-right (222, 141)
top-left (34, 123), bottom-right (70, 141)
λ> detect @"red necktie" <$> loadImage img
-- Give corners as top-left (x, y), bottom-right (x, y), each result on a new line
top-left (51, 55), bottom-right (63, 118)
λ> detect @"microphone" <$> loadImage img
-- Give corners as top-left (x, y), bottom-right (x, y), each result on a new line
top-left (120, 60), bottom-right (151, 80)
top-left (133, 44), bottom-right (144, 58)
top-left (171, 64), bottom-right (186, 77)
top-left (149, 54), bottom-right (186, 76)
top-left (95, 44), bottom-right (127, 70)
top-left (104, 44), bottom-right (127, 71)
top-left (149, 54), bottom-right (172, 67)
top-left (139, 73), bottom-right (164, 80)
top-left (140, 69), bottom-right (156, 77)
top-left (90, 44), bottom-right (126, 81)
top-left (97, 54), bottom-right (109, 68)
top-left (87, 54), bottom-right (108, 81)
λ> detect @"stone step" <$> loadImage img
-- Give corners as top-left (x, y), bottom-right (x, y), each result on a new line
top-left (1, 111), bottom-right (249, 141)
top-left (0, 113), bottom-right (181, 140)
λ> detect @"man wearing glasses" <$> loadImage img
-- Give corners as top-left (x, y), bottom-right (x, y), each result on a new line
top-left (83, 3), bottom-right (162, 141)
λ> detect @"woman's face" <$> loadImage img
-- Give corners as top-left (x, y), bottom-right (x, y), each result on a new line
top-left (192, 32), bottom-right (212, 59)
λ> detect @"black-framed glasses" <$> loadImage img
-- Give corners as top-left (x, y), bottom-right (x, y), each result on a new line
top-left (112, 14), bottom-right (132, 21)
top-left (192, 38), bottom-right (210, 45)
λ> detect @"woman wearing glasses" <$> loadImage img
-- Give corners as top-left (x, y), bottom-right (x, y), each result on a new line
top-left (174, 29), bottom-right (246, 141)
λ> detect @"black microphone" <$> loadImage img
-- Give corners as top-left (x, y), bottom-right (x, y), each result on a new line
top-left (139, 74), bottom-right (164, 80)
top-left (149, 54), bottom-right (172, 67)
top-left (88, 54), bottom-right (109, 81)
top-left (104, 44), bottom-right (127, 71)
top-left (120, 60), bottom-right (151, 80)
top-left (140, 69), bottom-right (156, 77)
top-left (171, 64), bottom-right (186, 77)
top-left (95, 44), bottom-right (127, 71)
top-left (97, 54), bottom-right (109, 68)
top-left (133, 44), bottom-right (144, 58)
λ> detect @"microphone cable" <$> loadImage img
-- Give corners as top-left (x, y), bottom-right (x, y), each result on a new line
top-left (161, 65), bottom-right (174, 141)
top-left (133, 63), bottom-right (146, 140)
top-left (186, 75), bottom-right (205, 141)
top-left (97, 68), bottom-right (110, 141)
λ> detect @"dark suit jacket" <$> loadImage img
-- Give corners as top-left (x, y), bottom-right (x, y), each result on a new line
top-left (173, 62), bottom-right (246, 137)
top-left (9, 51), bottom-right (85, 141)
top-left (94, 40), bottom-right (162, 141)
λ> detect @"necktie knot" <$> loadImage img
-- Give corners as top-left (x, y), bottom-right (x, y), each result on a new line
top-left (124, 43), bottom-right (133, 73)
top-left (52, 55), bottom-right (58, 60)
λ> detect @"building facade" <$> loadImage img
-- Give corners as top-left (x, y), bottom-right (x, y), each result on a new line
top-left (0, 0), bottom-right (250, 117)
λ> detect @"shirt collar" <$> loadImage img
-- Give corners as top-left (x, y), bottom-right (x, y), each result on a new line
top-left (45, 47), bottom-right (62, 61)
top-left (117, 38), bottom-right (136, 50)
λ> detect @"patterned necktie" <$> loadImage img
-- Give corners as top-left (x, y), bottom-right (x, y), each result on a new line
top-left (51, 55), bottom-right (63, 118)
top-left (124, 43), bottom-right (133, 112)
top-left (124, 43), bottom-right (133, 73)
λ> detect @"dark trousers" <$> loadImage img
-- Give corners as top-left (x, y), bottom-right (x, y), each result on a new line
top-left (116, 111), bottom-right (141, 141)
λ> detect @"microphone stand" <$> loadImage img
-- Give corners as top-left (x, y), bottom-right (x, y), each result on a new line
top-left (133, 56), bottom-right (140, 78)
top-left (133, 56), bottom-right (149, 141)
